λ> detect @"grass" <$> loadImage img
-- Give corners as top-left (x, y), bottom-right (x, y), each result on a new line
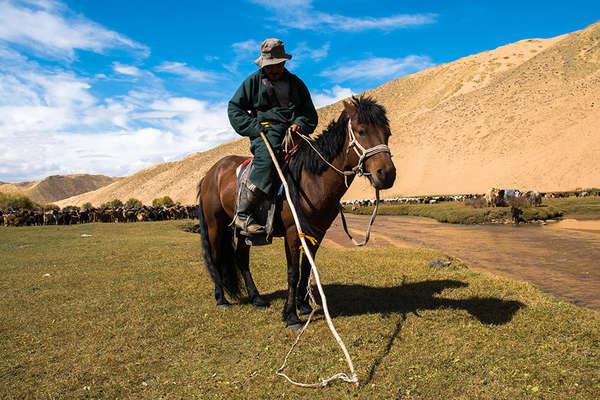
top-left (348, 196), bottom-right (600, 224)
top-left (1, 221), bottom-right (599, 399)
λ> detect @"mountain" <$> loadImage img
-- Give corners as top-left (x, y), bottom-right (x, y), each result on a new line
top-left (0, 174), bottom-right (121, 204)
top-left (57, 21), bottom-right (600, 207)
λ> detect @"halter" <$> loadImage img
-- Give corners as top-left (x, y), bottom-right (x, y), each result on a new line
top-left (345, 119), bottom-right (392, 178)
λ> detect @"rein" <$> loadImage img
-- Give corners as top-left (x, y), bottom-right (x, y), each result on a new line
top-left (289, 119), bottom-right (390, 246)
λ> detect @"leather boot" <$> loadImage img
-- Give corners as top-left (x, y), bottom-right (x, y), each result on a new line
top-left (235, 182), bottom-right (266, 234)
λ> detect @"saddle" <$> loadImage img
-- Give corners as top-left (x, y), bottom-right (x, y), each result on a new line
top-left (235, 159), bottom-right (278, 246)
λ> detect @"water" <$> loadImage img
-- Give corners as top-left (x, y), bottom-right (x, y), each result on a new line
top-left (324, 215), bottom-right (600, 310)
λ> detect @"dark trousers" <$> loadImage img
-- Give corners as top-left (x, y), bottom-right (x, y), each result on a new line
top-left (248, 127), bottom-right (285, 195)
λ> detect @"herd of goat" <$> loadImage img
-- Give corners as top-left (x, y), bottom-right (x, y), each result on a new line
top-left (1, 189), bottom-right (595, 227)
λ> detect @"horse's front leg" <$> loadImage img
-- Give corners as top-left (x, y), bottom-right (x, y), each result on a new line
top-left (283, 231), bottom-right (302, 329)
top-left (296, 242), bottom-right (319, 316)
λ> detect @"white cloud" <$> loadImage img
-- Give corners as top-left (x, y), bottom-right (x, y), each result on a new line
top-left (289, 42), bottom-right (330, 65)
top-left (113, 62), bottom-right (141, 76)
top-left (0, 37), bottom-right (235, 182)
top-left (225, 39), bottom-right (261, 73)
top-left (311, 85), bottom-right (354, 108)
top-left (320, 55), bottom-right (435, 82)
top-left (250, 0), bottom-right (437, 31)
top-left (155, 61), bottom-right (222, 82)
top-left (303, 13), bottom-right (437, 32)
top-left (0, 0), bottom-right (149, 60)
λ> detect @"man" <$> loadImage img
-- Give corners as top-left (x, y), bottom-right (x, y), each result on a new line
top-left (228, 38), bottom-right (318, 234)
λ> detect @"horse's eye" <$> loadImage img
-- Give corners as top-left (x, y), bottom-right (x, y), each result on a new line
top-left (358, 129), bottom-right (366, 136)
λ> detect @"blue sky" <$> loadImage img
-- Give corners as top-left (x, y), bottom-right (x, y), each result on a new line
top-left (1, 0), bottom-right (599, 182)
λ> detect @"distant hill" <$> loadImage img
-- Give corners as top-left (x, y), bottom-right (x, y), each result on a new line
top-left (0, 174), bottom-right (120, 204)
top-left (57, 20), bottom-right (600, 207)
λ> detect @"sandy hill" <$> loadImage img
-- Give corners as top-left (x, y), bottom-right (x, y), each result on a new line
top-left (1, 174), bottom-right (120, 204)
top-left (57, 21), bottom-right (600, 207)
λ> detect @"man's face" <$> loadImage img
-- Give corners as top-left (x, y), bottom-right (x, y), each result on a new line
top-left (263, 62), bottom-right (285, 81)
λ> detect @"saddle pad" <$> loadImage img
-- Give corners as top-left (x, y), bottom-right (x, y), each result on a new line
top-left (236, 157), bottom-right (253, 181)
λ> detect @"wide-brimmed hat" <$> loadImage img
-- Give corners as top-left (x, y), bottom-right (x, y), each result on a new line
top-left (254, 38), bottom-right (292, 68)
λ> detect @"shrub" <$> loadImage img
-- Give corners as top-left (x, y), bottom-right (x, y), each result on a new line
top-left (82, 202), bottom-right (93, 211)
top-left (0, 192), bottom-right (35, 210)
top-left (152, 196), bottom-right (174, 207)
top-left (62, 205), bottom-right (80, 212)
top-left (109, 199), bottom-right (123, 208)
top-left (125, 198), bottom-right (143, 209)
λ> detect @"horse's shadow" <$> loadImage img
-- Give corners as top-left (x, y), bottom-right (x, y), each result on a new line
top-left (264, 279), bottom-right (525, 325)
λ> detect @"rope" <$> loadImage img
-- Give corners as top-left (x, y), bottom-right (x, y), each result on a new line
top-left (259, 131), bottom-right (359, 388)
top-left (276, 258), bottom-right (358, 387)
top-left (338, 189), bottom-right (381, 247)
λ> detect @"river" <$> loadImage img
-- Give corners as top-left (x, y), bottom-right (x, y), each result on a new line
top-left (323, 215), bottom-right (600, 310)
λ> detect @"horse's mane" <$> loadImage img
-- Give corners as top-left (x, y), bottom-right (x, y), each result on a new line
top-left (284, 95), bottom-right (388, 238)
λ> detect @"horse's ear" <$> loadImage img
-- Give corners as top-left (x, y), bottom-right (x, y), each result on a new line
top-left (343, 100), bottom-right (358, 120)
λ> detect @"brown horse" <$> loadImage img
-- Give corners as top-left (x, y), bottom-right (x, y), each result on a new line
top-left (197, 96), bottom-right (396, 328)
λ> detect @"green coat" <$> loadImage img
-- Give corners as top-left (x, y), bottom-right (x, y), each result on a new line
top-left (227, 69), bottom-right (318, 195)
top-left (227, 69), bottom-right (318, 138)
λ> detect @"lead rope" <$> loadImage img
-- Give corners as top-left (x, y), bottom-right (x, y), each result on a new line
top-left (338, 189), bottom-right (381, 246)
top-left (259, 131), bottom-right (359, 388)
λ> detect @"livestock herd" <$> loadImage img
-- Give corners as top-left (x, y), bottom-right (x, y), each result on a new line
top-left (1, 189), bottom-right (596, 227)
top-left (341, 194), bottom-right (478, 207)
top-left (484, 188), bottom-right (542, 207)
top-left (342, 189), bottom-right (596, 208)
top-left (1, 205), bottom-right (198, 227)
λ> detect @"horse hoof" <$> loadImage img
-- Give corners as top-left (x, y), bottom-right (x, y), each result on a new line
top-left (252, 297), bottom-right (270, 309)
top-left (285, 313), bottom-right (302, 328)
top-left (217, 303), bottom-right (231, 310)
top-left (298, 304), bottom-right (313, 316)
top-left (287, 323), bottom-right (303, 331)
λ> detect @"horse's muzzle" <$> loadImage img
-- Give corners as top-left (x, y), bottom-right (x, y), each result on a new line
top-left (370, 162), bottom-right (396, 190)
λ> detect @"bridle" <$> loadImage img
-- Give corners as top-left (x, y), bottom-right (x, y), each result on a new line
top-left (345, 119), bottom-right (392, 179)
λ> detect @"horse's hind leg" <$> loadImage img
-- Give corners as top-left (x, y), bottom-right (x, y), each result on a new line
top-left (235, 239), bottom-right (269, 309)
top-left (207, 223), bottom-right (231, 308)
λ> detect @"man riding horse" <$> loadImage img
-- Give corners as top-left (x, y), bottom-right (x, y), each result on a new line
top-left (228, 38), bottom-right (318, 235)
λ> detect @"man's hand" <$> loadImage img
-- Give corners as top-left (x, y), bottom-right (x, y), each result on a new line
top-left (289, 124), bottom-right (302, 134)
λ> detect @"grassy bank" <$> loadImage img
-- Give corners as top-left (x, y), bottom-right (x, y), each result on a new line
top-left (348, 196), bottom-right (600, 224)
top-left (1, 221), bottom-right (598, 399)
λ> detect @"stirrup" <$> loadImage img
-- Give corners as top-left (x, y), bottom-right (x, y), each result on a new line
top-left (234, 214), bottom-right (266, 235)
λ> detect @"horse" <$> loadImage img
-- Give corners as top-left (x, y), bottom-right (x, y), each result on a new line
top-left (196, 96), bottom-right (396, 329)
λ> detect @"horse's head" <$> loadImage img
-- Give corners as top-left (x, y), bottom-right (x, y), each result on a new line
top-left (343, 97), bottom-right (396, 190)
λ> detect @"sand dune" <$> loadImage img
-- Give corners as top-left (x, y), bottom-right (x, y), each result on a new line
top-left (0, 174), bottom-right (120, 204)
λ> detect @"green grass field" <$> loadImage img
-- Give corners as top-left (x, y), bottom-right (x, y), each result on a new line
top-left (1, 221), bottom-right (599, 399)
top-left (348, 196), bottom-right (600, 224)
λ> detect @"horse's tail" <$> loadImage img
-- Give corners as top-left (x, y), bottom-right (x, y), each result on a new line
top-left (197, 179), bottom-right (242, 299)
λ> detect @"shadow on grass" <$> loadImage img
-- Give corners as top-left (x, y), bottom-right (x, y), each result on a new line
top-left (264, 279), bottom-right (525, 325)
top-left (264, 279), bottom-right (525, 385)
